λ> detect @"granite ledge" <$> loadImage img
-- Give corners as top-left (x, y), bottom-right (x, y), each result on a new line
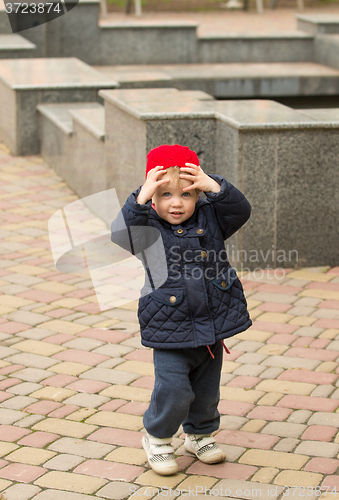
top-left (199, 32), bottom-right (313, 40)
top-left (296, 14), bottom-right (339, 25)
top-left (99, 91), bottom-right (339, 130)
top-left (0, 35), bottom-right (36, 50)
top-left (99, 21), bottom-right (198, 29)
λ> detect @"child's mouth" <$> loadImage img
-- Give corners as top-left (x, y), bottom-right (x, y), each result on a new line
top-left (170, 212), bottom-right (183, 217)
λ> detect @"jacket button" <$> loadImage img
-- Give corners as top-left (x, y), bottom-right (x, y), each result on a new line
top-left (169, 296), bottom-right (177, 303)
top-left (221, 281), bottom-right (226, 288)
top-left (196, 229), bottom-right (203, 234)
top-left (201, 251), bottom-right (207, 258)
top-left (177, 229), bottom-right (183, 234)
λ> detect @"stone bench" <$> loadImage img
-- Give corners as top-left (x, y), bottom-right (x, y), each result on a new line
top-left (94, 62), bottom-right (339, 101)
top-left (0, 34), bottom-right (36, 58)
top-left (0, 57), bottom-right (118, 155)
top-left (98, 87), bottom-right (339, 269)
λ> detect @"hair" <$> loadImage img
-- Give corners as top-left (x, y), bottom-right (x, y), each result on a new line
top-left (165, 167), bottom-right (200, 196)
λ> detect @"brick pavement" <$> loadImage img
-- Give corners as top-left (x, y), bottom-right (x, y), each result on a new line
top-left (0, 141), bottom-right (339, 499)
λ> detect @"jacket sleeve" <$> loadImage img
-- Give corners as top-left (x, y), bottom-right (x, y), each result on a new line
top-left (204, 174), bottom-right (251, 241)
top-left (111, 186), bottom-right (152, 255)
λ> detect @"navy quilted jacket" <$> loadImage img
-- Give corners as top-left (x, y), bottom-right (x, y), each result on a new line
top-left (111, 174), bottom-right (252, 349)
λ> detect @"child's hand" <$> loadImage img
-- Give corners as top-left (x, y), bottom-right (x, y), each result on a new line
top-left (137, 166), bottom-right (170, 205)
top-left (179, 163), bottom-right (220, 193)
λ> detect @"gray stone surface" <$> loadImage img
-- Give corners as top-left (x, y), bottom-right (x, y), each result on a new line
top-left (198, 34), bottom-right (314, 64)
top-left (99, 23), bottom-right (198, 65)
top-left (0, 33), bottom-right (37, 58)
top-left (315, 34), bottom-right (339, 71)
top-left (0, 58), bottom-right (117, 155)
top-left (48, 437), bottom-right (114, 458)
top-left (297, 14), bottom-right (339, 35)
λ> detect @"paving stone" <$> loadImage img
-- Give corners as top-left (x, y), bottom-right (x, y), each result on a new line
top-left (259, 368), bottom-right (285, 380)
top-left (216, 478), bottom-right (283, 500)
top-left (48, 437), bottom-right (114, 459)
top-left (44, 454), bottom-right (85, 471)
top-left (34, 489), bottom-right (104, 500)
top-left (32, 418), bottom-right (98, 439)
top-left (116, 401), bottom-right (149, 416)
top-left (3, 311), bottom-right (52, 326)
top-left (18, 432), bottom-right (62, 448)
top-left (25, 401), bottom-right (62, 415)
top-left (135, 470), bottom-right (186, 489)
top-left (100, 385), bottom-right (151, 402)
top-left (239, 449), bottom-right (308, 469)
top-left (302, 426), bottom-right (337, 442)
top-left (5, 353), bottom-right (59, 369)
top-left (86, 412), bottom-right (144, 431)
top-left (274, 470), bottom-right (322, 487)
top-left (260, 355), bottom-right (320, 370)
top-left (66, 408), bottom-right (97, 421)
top-left (93, 344), bottom-right (134, 358)
top-left (257, 344), bottom-right (289, 355)
top-left (7, 382), bottom-right (42, 395)
top-left (10, 368), bottom-right (54, 383)
top-left (88, 428), bottom-right (143, 449)
top-left (311, 385), bottom-right (336, 398)
top-left (293, 326), bottom-right (324, 337)
top-left (278, 395), bottom-right (339, 412)
top-left (251, 467), bottom-right (279, 484)
top-left (219, 415), bottom-right (247, 430)
top-left (30, 386), bottom-right (77, 402)
top-left (257, 392), bottom-right (284, 406)
top-left (62, 338), bottom-right (104, 351)
top-left (104, 447), bottom-right (146, 466)
top-left (0, 409), bottom-right (27, 425)
top-left (217, 429), bottom-right (278, 449)
top-left (62, 394), bottom-right (110, 409)
top-left (79, 368), bottom-right (139, 385)
top-left (2, 483), bottom-right (41, 500)
top-left (247, 406), bottom-right (292, 421)
top-left (96, 481), bottom-right (135, 500)
top-left (240, 419), bottom-right (266, 433)
top-left (34, 471), bottom-right (107, 494)
top-left (1, 395), bottom-right (37, 410)
top-left (75, 459), bottom-right (144, 482)
top-left (0, 462), bottom-right (46, 482)
top-left (6, 446), bottom-right (56, 466)
top-left (15, 415), bottom-right (45, 428)
top-left (233, 365), bottom-right (266, 377)
top-left (273, 437), bottom-right (299, 452)
top-left (256, 379), bottom-right (316, 396)
top-left (295, 441), bottom-right (339, 457)
top-left (287, 410), bottom-right (313, 424)
top-left (278, 369), bottom-right (338, 385)
top-left (262, 422), bottom-right (306, 438)
top-left (42, 374), bottom-right (78, 387)
top-left (17, 328), bottom-right (56, 340)
top-left (49, 362), bottom-right (92, 376)
top-left (304, 457), bottom-right (339, 474)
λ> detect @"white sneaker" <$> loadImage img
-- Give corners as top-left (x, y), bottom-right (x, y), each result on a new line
top-left (142, 433), bottom-right (179, 476)
top-left (185, 434), bottom-right (226, 464)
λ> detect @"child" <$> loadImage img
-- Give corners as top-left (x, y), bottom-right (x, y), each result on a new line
top-left (111, 144), bottom-right (252, 476)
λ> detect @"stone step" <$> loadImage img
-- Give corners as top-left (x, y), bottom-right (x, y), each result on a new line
top-left (37, 102), bottom-right (105, 138)
top-left (69, 106), bottom-right (106, 141)
top-left (0, 34), bottom-right (36, 58)
top-left (37, 102), bottom-right (106, 201)
top-left (94, 62), bottom-right (339, 99)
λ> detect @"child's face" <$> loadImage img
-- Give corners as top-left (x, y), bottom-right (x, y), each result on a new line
top-left (152, 174), bottom-right (199, 225)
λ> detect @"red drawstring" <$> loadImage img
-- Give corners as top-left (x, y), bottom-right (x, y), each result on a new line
top-left (207, 341), bottom-right (230, 358)
top-left (221, 340), bottom-right (230, 354)
top-left (207, 345), bottom-right (215, 359)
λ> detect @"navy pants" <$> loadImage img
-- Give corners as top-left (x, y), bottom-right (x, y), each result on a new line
top-left (143, 341), bottom-right (223, 439)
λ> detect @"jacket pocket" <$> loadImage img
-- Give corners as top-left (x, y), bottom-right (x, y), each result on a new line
top-left (138, 288), bottom-right (192, 345)
top-left (211, 266), bottom-right (237, 291)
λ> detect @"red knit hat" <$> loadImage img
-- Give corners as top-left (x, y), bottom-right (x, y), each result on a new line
top-left (146, 144), bottom-right (199, 178)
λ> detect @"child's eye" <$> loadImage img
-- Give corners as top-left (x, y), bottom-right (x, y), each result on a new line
top-left (162, 192), bottom-right (171, 197)
top-left (182, 192), bottom-right (190, 197)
